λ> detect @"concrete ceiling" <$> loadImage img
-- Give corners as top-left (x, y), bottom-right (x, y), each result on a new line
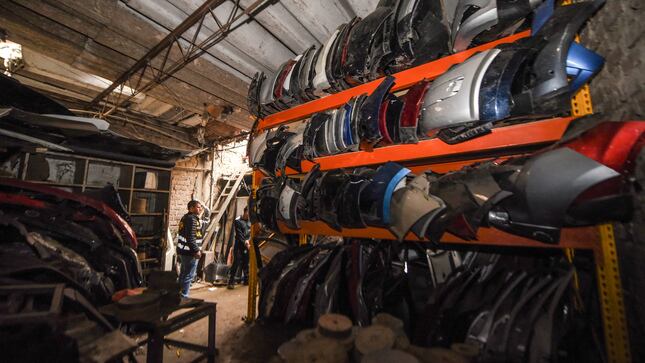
top-left (0, 0), bottom-right (379, 148)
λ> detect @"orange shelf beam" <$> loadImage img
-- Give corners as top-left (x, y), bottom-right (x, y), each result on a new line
top-left (258, 30), bottom-right (531, 131)
top-left (279, 220), bottom-right (599, 252)
top-left (280, 157), bottom-right (521, 178)
top-left (286, 116), bottom-right (575, 174)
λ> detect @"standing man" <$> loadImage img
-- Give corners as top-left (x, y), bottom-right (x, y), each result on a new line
top-left (177, 200), bottom-right (204, 298)
top-left (227, 206), bottom-right (250, 289)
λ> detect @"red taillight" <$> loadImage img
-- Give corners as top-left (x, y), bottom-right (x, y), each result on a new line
top-left (400, 80), bottom-right (431, 128)
top-left (571, 175), bottom-right (623, 205)
top-left (379, 100), bottom-right (393, 144)
top-left (565, 121), bottom-right (645, 173)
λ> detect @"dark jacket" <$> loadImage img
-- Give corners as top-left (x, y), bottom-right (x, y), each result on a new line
top-left (233, 217), bottom-right (250, 252)
top-left (177, 213), bottom-right (203, 256)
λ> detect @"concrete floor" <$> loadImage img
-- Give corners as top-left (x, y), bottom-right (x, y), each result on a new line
top-left (130, 283), bottom-right (295, 362)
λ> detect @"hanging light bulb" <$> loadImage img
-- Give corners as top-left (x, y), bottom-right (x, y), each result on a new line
top-left (0, 39), bottom-right (24, 76)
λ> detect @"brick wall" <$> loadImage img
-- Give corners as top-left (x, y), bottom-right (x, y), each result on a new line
top-left (581, 0), bottom-right (644, 119)
top-left (212, 141), bottom-right (249, 179)
top-left (169, 154), bottom-right (212, 233)
top-left (168, 140), bottom-right (249, 234)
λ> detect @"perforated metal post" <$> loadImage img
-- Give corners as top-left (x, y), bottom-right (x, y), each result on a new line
top-left (568, 67), bottom-right (630, 363)
top-left (564, 24), bottom-right (630, 359)
top-left (596, 224), bottom-right (631, 363)
top-left (571, 83), bottom-right (594, 115)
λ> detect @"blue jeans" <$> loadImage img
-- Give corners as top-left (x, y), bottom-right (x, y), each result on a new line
top-left (178, 254), bottom-right (198, 298)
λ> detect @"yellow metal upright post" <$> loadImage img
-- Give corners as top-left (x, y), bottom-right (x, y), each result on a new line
top-left (569, 79), bottom-right (631, 363)
top-left (596, 224), bottom-right (631, 363)
top-left (570, 84), bottom-right (594, 116)
top-left (564, 29), bottom-right (631, 359)
top-left (245, 171), bottom-right (261, 322)
top-left (564, 27), bottom-right (630, 358)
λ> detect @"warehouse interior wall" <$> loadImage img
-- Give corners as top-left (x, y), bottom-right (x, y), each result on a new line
top-left (582, 0), bottom-right (644, 119)
top-left (169, 154), bottom-right (212, 233)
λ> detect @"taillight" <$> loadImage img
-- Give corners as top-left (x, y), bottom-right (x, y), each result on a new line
top-left (565, 121), bottom-right (645, 173)
top-left (571, 175), bottom-right (623, 206)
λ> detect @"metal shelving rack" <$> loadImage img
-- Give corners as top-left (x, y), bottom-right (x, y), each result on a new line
top-left (245, 27), bottom-right (631, 362)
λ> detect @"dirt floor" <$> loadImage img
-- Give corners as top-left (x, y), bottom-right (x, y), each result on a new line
top-left (130, 282), bottom-right (297, 362)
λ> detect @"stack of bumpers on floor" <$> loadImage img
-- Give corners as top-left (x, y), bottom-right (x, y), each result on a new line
top-left (247, 0), bottom-right (605, 122)
top-left (250, 121), bottom-right (644, 245)
top-left (260, 240), bottom-right (604, 363)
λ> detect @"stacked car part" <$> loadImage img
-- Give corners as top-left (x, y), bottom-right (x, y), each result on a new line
top-left (0, 178), bottom-right (142, 298)
top-left (248, 0), bottom-right (604, 121)
top-left (247, 0), bottom-right (449, 118)
top-left (418, 251), bottom-right (601, 363)
top-left (258, 239), bottom-right (435, 327)
top-left (249, 1), bottom-right (606, 175)
top-left (0, 178), bottom-right (142, 361)
top-left (260, 240), bottom-right (602, 362)
top-left (250, 121), bottom-right (643, 244)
